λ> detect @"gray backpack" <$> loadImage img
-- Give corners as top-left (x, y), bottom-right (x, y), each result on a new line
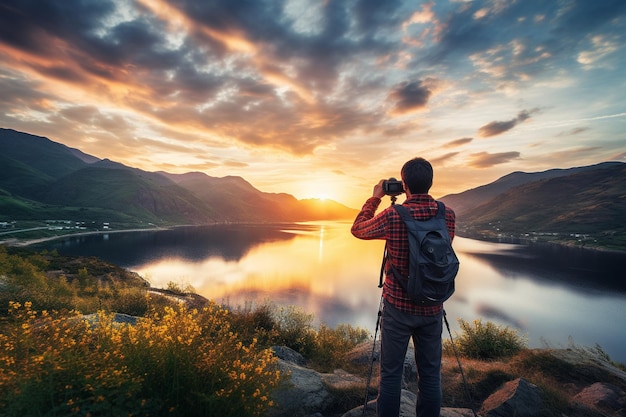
top-left (389, 202), bottom-right (459, 305)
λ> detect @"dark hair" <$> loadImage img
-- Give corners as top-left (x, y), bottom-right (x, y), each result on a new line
top-left (401, 157), bottom-right (433, 194)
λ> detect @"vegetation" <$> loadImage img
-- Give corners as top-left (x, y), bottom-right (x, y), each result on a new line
top-left (0, 246), bottom-right (370, 416)
top-left (0, 302), bottom-right (281, 417)
top-left (443, 318), bottom-right (527, 360)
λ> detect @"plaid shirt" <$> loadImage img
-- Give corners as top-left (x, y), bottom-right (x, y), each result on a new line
top-left (351, 195), bottom-right (456, 316)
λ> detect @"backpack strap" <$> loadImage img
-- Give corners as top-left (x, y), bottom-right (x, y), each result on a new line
top-left (435, 201), bottom-right (446, 220)
top-left (388, 204), bottom-right (417, 295)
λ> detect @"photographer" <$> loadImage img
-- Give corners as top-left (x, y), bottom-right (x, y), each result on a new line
top-left (351, 157), bottom-right (456, 417)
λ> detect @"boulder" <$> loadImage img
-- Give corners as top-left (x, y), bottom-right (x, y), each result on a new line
top-left (272, 345), bottom-right (307, 366)
top-left (341, 389), bottom-right (416, 417)
top-left (341, 390), bottom-right (476, 417)
top-left (479, 378), bottom-right (543, 417)
top-left (440, 409), bottom-right (478, 417)
top-left (572, 382), bottom-right (626, 415)
top-left (268, 359), bottom-right (332, 417)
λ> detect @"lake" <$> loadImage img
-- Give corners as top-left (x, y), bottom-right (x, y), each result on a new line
top-left (34, 222), bottom-right (626, 364)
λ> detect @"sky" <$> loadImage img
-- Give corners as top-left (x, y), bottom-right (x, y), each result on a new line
top-left (1, 0), bottom-right (625, 208)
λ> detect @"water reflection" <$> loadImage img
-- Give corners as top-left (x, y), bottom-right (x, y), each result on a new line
top-left (36, 222), bottom-right (626, 364)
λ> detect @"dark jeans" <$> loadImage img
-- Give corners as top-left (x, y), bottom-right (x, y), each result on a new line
top-left (377, 299), bottom-right (443, 417)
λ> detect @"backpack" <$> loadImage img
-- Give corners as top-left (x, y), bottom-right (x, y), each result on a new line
top-left (389, 201), bottom-right (459, 306)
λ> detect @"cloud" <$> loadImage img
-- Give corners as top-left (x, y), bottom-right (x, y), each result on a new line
top-left (429, 152), bottom-right (459, 165)
top-left (478, 109), bottom-right (538, 137)
top-left (468, 151), bottom-right (521, 168)
top-left (557, 127), bottom-right (589, 136)
top-left (388, 80), bottom-right (432, 115)
top-left (418, 0), bottom-right (626, 87)
top-left (444, 137), bottom-right (473, 148)
top-left (0, 0), bottom-right (411, 157)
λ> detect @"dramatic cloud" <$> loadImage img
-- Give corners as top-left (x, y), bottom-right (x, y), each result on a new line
top-left (389, 80), bottom-right (432, 115)
top-left (469, 151), bottom-right (521, 168)
top-left (478, 110), bottom-right (538, 138)
top-left (0, 0), bottom-right (624, 205)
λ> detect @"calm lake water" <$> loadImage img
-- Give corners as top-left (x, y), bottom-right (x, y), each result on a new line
top-left (34, 222), bottom-right (626, 364)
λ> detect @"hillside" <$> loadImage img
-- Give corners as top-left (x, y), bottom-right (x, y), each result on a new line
top-left (441, 162), bottom-right (626, 250)
top-left (440, 161), bottom-right (624, 217)
top-left (162, 171), bottom-right (357, 221)
top-left (0, 128), bottom-right (358, 229)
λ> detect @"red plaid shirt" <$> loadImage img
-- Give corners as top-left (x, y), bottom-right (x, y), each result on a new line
top-left (351, 195), bottom-right (456, 316)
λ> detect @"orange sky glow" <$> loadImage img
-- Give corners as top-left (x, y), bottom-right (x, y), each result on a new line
top-left (0, 0), bottom-right (625, 208)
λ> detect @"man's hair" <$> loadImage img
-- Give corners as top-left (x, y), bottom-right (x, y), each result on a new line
top-left (401, 157), bottom-right (433, 194)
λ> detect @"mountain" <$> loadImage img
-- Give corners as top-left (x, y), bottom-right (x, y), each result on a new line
top-left (439, 161), bottom-right (624, 217)
top-left (0, 128), bottom-right (358, 225)
top-left (440, 162), bottom-right (626, 249)
top-left (161, 172), bottom-right (356, 222)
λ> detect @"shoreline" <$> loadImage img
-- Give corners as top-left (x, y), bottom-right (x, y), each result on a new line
top-left (3, 224), bottom-right (624, 254)
top-left (456, 231), bottom-right (626, 254)
top-left (1, 226), bottom-right (173, 248)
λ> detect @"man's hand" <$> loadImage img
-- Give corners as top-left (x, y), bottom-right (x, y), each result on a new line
top-left (373, 179), bottom-right (386, 199)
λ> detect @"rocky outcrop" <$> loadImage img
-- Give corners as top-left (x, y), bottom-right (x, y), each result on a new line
top-left (269, 359), bottom-right (333, 417)
top-left (572, 382), bottom-right (626, 415)
top-left (266, 344), bottom-right (626, 417)
top-left (479, 378), bottom-right (542, 417)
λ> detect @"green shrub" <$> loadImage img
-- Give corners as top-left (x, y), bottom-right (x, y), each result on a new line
top-left (227, 302), bottom-right (279, 347)
top-left (309, 323), bottom-right (370, 372)
top-left (273, 305), bottom-right (316, 356)
top-left (444, 318), bottom-right (526, 359)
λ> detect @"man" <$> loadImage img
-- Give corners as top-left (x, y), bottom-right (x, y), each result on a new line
top-left (351, 157), bottom-right (456, 417)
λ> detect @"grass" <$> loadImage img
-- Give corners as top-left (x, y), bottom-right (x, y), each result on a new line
top-left (443, 318), bottom-right (527, 360)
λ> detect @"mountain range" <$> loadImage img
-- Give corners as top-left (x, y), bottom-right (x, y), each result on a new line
top-left (0, 128), bottom-right (357, 225)
top-left (1, 128), bottom-right (625, 250)
top-left (439, 161), bottom-right (626, 249)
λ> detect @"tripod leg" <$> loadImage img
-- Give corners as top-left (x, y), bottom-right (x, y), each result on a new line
top-left (443, 310), bottom-right (478, 417)
top-left (362, 295), bottom-right (384, 417)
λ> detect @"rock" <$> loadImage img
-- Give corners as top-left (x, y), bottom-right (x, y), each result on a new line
top-left (80, 312), bottom-right (138, 325)
top-left (440, 408), bottom-right (478, 417)
top-left (341, 399), bottom-right (376, 417)
top-left (272, 345), bottom-right (307, 366)
top-left (479, 378), bottom-right (543, 417)
top-left (345, 340), bottom-right (380, 367)
top-left (265, 345), bottom-right (626, 417)
top-left (340, 389), bottom-right (476, 417)
top-left (321, 368), bottom-right (365, 390)
top-left (572, 382), bottom-right (626, 415)
top-left (268, 359), bottom-right (332, 417)
top-left (341, 389), bottom-right (416, 417)
top-left (550, 348), bottom-right (626, 385)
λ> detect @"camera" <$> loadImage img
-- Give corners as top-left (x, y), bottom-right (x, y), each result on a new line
top-left (382, 178), bottom-right (404, 196)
